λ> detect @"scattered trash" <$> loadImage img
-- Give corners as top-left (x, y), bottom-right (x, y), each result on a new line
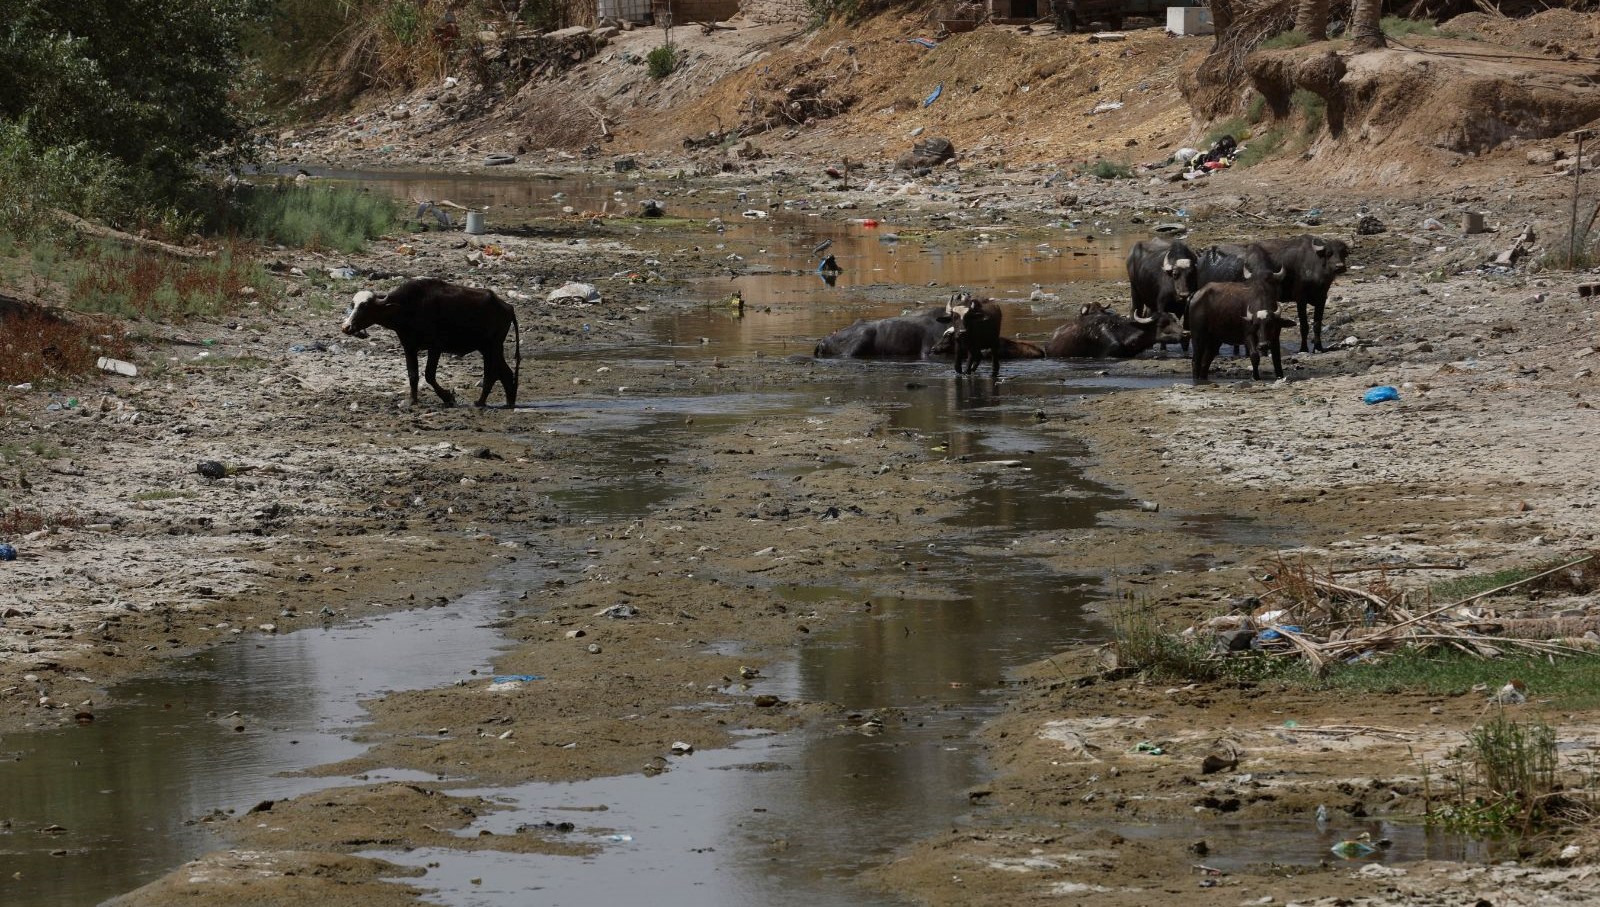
top-left (548, 282), bottom-right (602, 304)
top-left (97, 357), bottom-right (138, 377)
top-left (817, 254), bottom-right (842, 274)
top-left (1257, 625), bottom-right (1303, 641)
top-left (1490, 679), bottom-right (1528, 704)
top-left (464, 210), bottom-right (486, 235)
top-left (907, 37), bottom-right (938, 49)
top-left (598, 604), bottom-right (638, 619)
top-left (1131, 741), bottom-right (1165, 755)
top-left (586, 643), bottom-right (602, 654)
top-left (1330, 835), bottom-right (1379, 860)
top-left (1315, 804), bottom-right (1329, 825)
top-left (1421, 217), bottom-right (1445, 231)
top-left (289, 341), bottom-right (329, 354)
top-left (328, 266), bottom-right (359, 279)
top-left (670, 741), bottom-right (694, 755)
top-left (741, 209), bottom-right (767, 219)
top-left (482, 153), bottom-right (517, 167)
top-left (1090, 100), bottom-right (1124, 114)
top-left (1136, 500), bottom-right (1160, 512)
top-left (813, 239), bottom-right (833, 256)
top-left (613, 158), bottom-right (638, 172)
top-left (608, 834), bottom-right (633, 843)
top-left (923, 82), bottom-right (943, 107)
top-left (1363, 385), bottom-right (1400, 405)
top-left (196, 461), bottom-right (228, 479)
top-left (0, 543), bottom-right (16, 562)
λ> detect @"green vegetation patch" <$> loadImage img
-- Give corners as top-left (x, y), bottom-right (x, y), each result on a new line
top-left (1259, 29), bottom-right (1310, 50)
top-left (1381, 16), bottom-right (1441, 38)
top-left (1079, 159), bottom-right (1133, 180)
top-left (214, 184), bottom-right (397, 254)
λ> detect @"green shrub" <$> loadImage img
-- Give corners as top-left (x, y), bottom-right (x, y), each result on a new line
top-left (1259, 29), bottom-right (1310, 50)
top-left (1246, 95), bottom-right (1268, 125)
top-left (1204, 118), bottom-right (1248, 148)
top-left (1230, 128), bottom-right (1283, 167)
top-left (1291, 89), bottom-right (1326, 137)
top-left (213, 184), bottom-right (397, 253)
top-left (1381, 16), bottom-right (1441, 38)
top-left (646, 45), bottom-right (678, 79)
top-left (0, 119), bottom-right (129, 237)
top-left (382, 0), bottom-right (424, 46)
top-left (1079, 158), bottom-right (1133, 180)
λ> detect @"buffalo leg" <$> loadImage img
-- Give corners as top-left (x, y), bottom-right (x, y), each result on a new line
top-left (1246, 334), bottom-right (1262, 380)
top-left (1311, 291), bottom-right (1328, 353)
top-left (404, 346), bottom-right (422, 404)
top-left (1191, 342), bottom-right (1211, 385)
top-left (424, 350), bottom-right (456, 406)
top-left (1270, 338), bottom-right (1284, 379)
top-left (479, 347), bottom-right (514, 408)
top-left (989, 341), bottom-right (1001, 379)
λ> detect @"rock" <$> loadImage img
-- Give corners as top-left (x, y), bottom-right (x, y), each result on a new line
top-left (1527, 148), bottom-right (1560, 165)
top-left (196, 461), bottom-right (227, 479)
top-left (548, 282), bottom-right (601, 304)
top-left (895, 137), bottom-right (955, 170)
top-left (1356, 214), bottom-right (1386, 235)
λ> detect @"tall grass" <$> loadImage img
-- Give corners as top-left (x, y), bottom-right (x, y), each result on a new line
top-left (1381, 16), bottom-right (1441, 38)
top-left (0, 309), bottom-right (132, 384)
top-left (214, 184), bottom-right (397, 253)
top-left (1080, 159), bottom-right (1133, 180)
top-left (55, 241), bottom-right (271, 320)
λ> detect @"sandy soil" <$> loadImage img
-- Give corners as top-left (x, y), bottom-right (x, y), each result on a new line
top-left (12, 12), bottom-right (1600, 905)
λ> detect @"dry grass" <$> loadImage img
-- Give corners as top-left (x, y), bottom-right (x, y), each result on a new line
top-left (0, 309), bottom-right (132, 384)
top-left (0, 507), bottom-right (89, 536)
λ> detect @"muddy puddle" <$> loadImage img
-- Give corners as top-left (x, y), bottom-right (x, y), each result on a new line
top-left (5, 172), bottom-right (1492, 906)
top-left (0, 582), bottom-right (525, 906)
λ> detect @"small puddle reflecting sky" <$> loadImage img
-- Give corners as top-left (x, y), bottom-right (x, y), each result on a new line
top-left (0, 172), bottom-right (1485, 907)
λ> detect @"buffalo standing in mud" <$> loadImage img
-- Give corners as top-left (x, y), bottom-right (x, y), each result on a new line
top-left (1186, 264), bottom-right (1296, 384)
top-left (1045, 303), bottom-right (1185, 359)
top-left (943, 293), bottom-right (1004, 378)
top-left (341, 278), bottom-right (522, 407)
top-left (1249, 234), bottom-right (1350, 353)
top-left (1126, 238), bottom-right (1199, 353)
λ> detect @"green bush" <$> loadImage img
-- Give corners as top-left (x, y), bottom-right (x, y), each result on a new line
top-left (1246, 95), bottom-right (1268, 125)
top-left (1291, 89), bottom-right (1326, 137)
top-left (646, 45), bottom-right (678, 79)
top-left (1204, 118), bottom-right (1248, 148)
top-left (382, 0), bottom-right (424, 46)
top-left (0, 119), bottom-right (129, 236)
top-left (1080, 159), bottom-right (1133, 180)
top-left (1381, 16), bottom-right (1441, 38)
top-left (219, 184), bottom-right (397, 252)
top-left (1259, 29), bottom-right (1310, 50)
top-left (1234, 127), bottom-right (1286, 167)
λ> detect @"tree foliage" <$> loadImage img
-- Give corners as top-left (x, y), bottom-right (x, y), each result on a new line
top-left (0, 0), bottom-right (269, 208)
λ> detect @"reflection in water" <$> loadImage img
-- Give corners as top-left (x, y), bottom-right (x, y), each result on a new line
top-left (0, 592), bottom-right (519, 907)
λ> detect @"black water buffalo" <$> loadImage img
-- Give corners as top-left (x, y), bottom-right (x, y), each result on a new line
top-left (814, 308), bottom-right (952, 361)
top-left (944, 292), bottom-right (1004, 378)
top-left (1186, 265), bottom-right (1295, 384)
top-left (1045, 303), bottom-right (1185, 359)
top-left (930, 333), bottom-right (1045, 361)
top-left (1250, 234), bottom-right (1350, 353)
top-left (1126, 238), bottom-right (1199, 353)
top-left (1196, 242), bottom-right (1280, 356)
top-left (341, 278), bottom-right (521, 407)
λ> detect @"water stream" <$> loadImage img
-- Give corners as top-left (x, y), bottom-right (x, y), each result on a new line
top-left (0, 172), bottom-right (1489, 906)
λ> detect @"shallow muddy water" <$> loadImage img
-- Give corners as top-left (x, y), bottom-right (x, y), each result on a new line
top-left (2, 172), bottom-right (1491, 906)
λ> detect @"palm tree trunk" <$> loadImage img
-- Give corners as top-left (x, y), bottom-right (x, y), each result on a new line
top-left (1210, 0), bottom-right (1235, 45)
top-left (1350, 0), bottom-right (1386, 50)
top-left (1293, 0), bottom-right (1329, 40)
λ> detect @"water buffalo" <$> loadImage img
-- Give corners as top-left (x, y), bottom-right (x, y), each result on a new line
top-left (1250, 235), bottom-right (1350, 353)
top-left (1186, 265), bottom-right (1295, 384)
top-left (1196, 242), bottom-right (1280, 356)
top-left (1045, 303), bottom-right (1185, 358)
top-left (341, 278), bottom-right (521, 407)
top-left (930, 334), bottom-right (1045, 361)
top-left (814, 308), bottom-right (952, 361)
top-left (944, 292), bottom-right (1004, 378)
top-left (1126, 238), bottom-right (1199, 353)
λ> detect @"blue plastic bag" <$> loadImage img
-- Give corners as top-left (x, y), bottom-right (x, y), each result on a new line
top-left (923, 83), bottom-right (943, 107)
top-left (0, 543), bottom-right (15, 561)
top-left (1363, 385), bottom-right (1399, 405)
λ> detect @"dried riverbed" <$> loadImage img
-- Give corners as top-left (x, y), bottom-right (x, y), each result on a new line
top-left (4, 159), bottom-right (1599, 906)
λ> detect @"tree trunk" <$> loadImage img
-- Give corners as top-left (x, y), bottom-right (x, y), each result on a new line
top-left (1350, 0), bottom-right (1386, 50)
top-left (1210, 0), bottom-right (1235, 46)
top-left (1293, 0), bottom-right (1329, 40)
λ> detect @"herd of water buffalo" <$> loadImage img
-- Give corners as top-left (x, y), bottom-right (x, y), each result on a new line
top-left (813, 233), bottom-right (1352, 384)
top-left (337, 232), bottom-right (1350, 407)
